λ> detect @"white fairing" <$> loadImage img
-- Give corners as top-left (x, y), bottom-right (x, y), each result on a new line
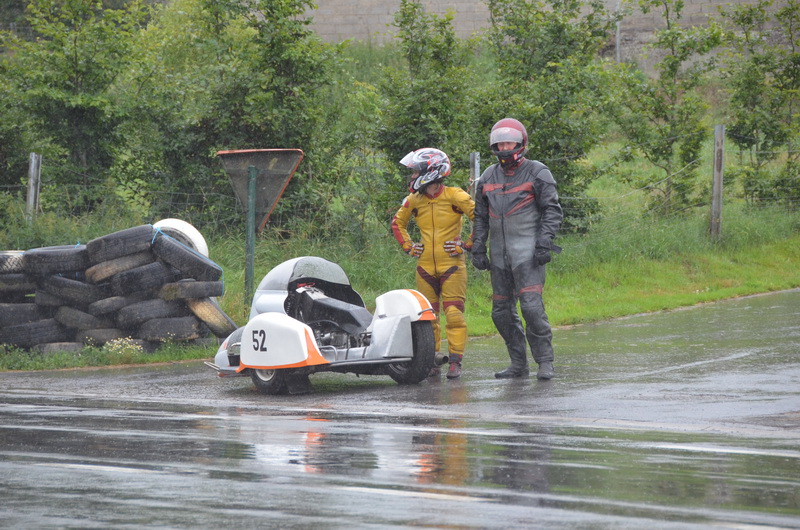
top-left (368, 314), bottom-right (413, 358)
top-left (374, 289), bottom-right (432, 322)
top-left (240, 312), bottom-right (313, 368)
top-left (214, 344), bottom-right (232, 369)
top-left (250, 291), bottom-right (289, 319)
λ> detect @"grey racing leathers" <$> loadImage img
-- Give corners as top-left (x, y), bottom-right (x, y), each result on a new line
top-left (472, 159), bottom-right (563, 369)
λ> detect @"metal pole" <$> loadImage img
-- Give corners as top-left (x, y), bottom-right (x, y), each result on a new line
top-left (710, 125), bottom-right (724, 241)
top-left (469, 151), bottom-right (481, 199)
top-left (245, 165), bottom-right (258, 305)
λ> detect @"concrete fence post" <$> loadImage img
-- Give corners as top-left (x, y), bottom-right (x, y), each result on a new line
top-left (469, 151), bottom-right (480, 199)
top-left (26, 152), bottom-right (42, 224)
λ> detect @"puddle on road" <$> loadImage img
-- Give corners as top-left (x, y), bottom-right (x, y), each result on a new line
top-left (1, 290), bottom-right (799, 527)
top-left (3, 397), bottom-right (798, 525)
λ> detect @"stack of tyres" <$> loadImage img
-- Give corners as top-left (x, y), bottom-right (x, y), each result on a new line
top-left (0, 223), bottom-right (237, 354)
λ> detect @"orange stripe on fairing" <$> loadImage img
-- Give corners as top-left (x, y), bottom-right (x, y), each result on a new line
top-left (304, 329), bottom-right (330, 365)
top-left (407, 289), bottom-right (437, 321)
top-left (239, 329), bottom-right (331, 371)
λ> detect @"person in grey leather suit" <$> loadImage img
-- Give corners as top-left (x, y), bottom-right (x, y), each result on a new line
top-left (471, 118), bottom-right (563, 380)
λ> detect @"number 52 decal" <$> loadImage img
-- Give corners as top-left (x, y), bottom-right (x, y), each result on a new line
top-left (252, 329), bottom-right (268, 352)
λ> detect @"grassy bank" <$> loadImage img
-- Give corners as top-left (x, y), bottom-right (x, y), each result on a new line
top-left (0, 203), bottom-right (798, 371)
top-left (210, 203), bottom-right (800, 336)
top-left (547, 237), bottom-right (800, 328)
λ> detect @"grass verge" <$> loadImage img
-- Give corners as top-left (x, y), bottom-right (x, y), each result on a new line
top-left (1, 204), bottom-right (798, 371)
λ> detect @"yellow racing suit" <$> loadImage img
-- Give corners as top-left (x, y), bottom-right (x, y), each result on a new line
top-left (391, 185), bottom-right (475, 356)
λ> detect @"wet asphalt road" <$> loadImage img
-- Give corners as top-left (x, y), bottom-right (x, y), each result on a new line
top-left (0, 290), bottom-right (798, 528)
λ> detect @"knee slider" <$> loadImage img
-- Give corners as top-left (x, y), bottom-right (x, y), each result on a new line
top-left (443, 302), bottom-right (465, 326)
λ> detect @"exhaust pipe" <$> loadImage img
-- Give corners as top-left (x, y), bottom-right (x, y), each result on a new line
top-left (434, 352), bottom-right (449, 366)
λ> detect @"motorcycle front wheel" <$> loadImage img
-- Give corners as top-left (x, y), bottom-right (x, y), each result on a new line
top-left (251, 368), bottom-right (288, 395)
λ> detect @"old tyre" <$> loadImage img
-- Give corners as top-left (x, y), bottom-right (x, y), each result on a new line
top-left (385, 321), bottom-right (436, 385)
top-left (76, 328), bottom-right (126, 346)
top-left (0, 318), bottom-right (70, 349)
top-left (159, 279), bottom-right (224, 300)
top-left (110, 261), bottom-right (174, 296)
top-left (0, 303), bottom-right (49, 328)
top-left (86, 224), bottom-right (155, 264)
top-left (23, 245), bottom-right (89, 275)
top-left (38, 275), bottom-right (109, 306)
top-left (250, 368), bottom-right (289, 395)
top-left (87, 292), bottom-right (151, 317)
top-left (0, 273), bottom-right (36, 296)
top-left (184, 297), bottom-right (237, 337)
top-left (116, 298), bottom-right (188, 330)
top-left (153, 218), bottom-right (209, 257)
top-left (135, 316), bottom-right (204, 342)
top-left (34, 290), bottom-right (69, 308)
top-left (85, 251), bottom-right (155, 284)
top-left (0, 251), bottom-right (25, 273)
top-left (152, 233), bottom-right (222, 281)
top-left (55, 306), bottom-right (112, 331)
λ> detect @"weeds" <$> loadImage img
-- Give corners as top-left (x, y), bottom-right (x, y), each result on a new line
top-left (1, 187), bottom-right (798, 371)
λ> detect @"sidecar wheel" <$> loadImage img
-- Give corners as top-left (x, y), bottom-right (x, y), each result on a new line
top-left (251, 368), bottom-right (288, 395)
top-left (386, 321), bottom-right (435, 385)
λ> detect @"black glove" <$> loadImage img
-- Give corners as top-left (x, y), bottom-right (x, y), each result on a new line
top-left (534, 240), bottom-right (562, 266)
top-left (534, 246), bottom-right (551, 265)
top-left (472, 253), bottom-right (490, 271)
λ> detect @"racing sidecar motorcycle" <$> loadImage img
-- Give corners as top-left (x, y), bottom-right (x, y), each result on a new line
top-left (205, 256), bottom-right (444, 394)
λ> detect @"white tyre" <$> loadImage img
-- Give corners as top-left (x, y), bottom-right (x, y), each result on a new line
top-left (153, 218), bottom-right (209, 257)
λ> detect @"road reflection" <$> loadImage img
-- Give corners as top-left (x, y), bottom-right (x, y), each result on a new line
top-left (0, 290), bottom-right (798, 527)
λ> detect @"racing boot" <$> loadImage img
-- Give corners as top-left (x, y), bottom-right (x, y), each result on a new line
top-left (492, 301), bottom-right (529, 378)
top-left (536, 361), bottom-right (555, 380)
top-left (494, 364), bottom-right (530, 379)
top-left (446, 354), bottom-right (462, 379)
top-left (494, 343), bottom-right (529, 378)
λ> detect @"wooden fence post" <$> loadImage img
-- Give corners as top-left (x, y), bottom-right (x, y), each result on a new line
top-left (710, 125), bottom-right (724, 240)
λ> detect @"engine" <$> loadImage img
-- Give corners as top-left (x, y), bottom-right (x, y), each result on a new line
top-left (290, 286), bottom-right (373, 349)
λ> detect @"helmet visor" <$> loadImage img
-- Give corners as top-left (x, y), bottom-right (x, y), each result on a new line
top-left (399, 151), bottom-right (416, 168)
top-left (490, 126), bottom-right (524, 147)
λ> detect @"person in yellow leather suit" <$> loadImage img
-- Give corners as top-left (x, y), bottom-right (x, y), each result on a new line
top-left (391, 148), bottom-right (475, 379)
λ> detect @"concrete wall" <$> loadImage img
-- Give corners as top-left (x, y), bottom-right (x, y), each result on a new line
top-left (306, 0), bottom-right (786, 65)
top-left (307, 0), bottom-right (490, 43)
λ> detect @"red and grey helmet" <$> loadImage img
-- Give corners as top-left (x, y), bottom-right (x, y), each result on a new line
top-left (399, 148), bottom-right (451, 193)
top-left (490, 118), bottom-right (528, 168)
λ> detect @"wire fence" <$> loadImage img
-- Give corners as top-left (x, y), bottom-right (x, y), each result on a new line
top-left (0, 23), bottom-right (33, 40)
top-left (3, 132), bottom-right (799, 249)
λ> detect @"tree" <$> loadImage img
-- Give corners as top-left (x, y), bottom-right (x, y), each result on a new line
top-left (377, 0), bottom-right (475, 207)
top-left (478, 0), bottom-right (620, 229)
top-left (609, 0), bottom-right (722, 215)
top-left (132, 0), bottom-right (341, 228)
top-left (0, 0), bottom-right (147, 210)
top-left (720, 0), bottom-right (800, 207)
top-left (0, 0), bottom-right (28, 29)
